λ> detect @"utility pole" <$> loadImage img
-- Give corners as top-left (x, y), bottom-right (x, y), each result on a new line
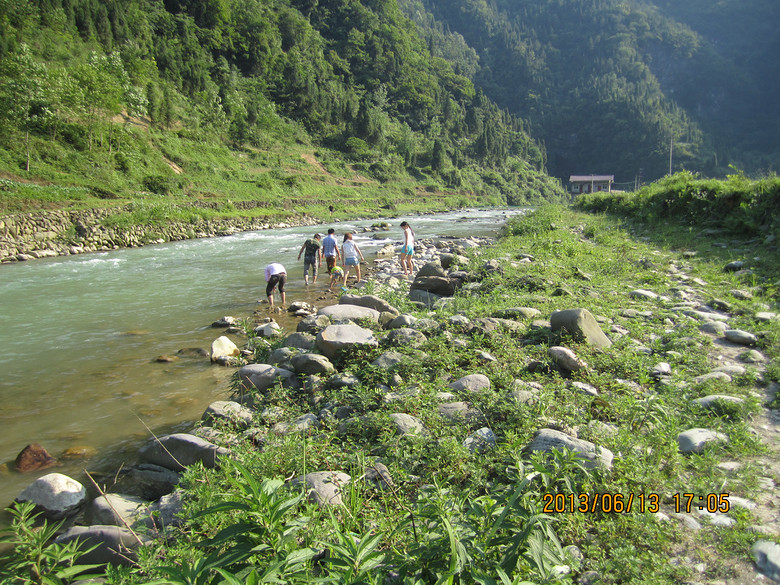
top-left (669, 136), bottom-right (673, 175)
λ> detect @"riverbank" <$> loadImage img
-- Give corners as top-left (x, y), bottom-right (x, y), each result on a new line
top-left (0, 187), bottom-right (484, 263)
top-left (4, 205), bottom-right (780, 584)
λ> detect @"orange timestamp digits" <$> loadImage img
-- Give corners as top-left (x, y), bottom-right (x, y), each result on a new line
top-left (541, 492), bottom-right (661, 514)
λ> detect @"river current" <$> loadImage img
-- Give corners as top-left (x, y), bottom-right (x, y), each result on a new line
top-left (0, 207), bottom-right (525, 507)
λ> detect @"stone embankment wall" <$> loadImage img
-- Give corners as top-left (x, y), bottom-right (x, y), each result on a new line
top-left (0, 208), bottom-right (318, 262)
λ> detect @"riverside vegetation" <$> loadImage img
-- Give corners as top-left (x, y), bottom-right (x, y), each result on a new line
top-left (3, 174), bottom-right (780, 584)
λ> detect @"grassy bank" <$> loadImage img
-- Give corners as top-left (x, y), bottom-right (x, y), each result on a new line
top-left (3, 204), bottom-right (780, 584)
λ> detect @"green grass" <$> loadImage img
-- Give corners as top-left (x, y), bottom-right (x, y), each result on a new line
top-left (4, 204), bottom-right (779, 584)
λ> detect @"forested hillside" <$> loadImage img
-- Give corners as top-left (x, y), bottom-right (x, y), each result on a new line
top-left (0, 0), bottom-right (565, 211)
top-left (408, 0), bottom-right (780, 183)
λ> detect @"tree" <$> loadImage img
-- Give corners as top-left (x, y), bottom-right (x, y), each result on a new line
top-left (0, 44), bottom-right (48, 171)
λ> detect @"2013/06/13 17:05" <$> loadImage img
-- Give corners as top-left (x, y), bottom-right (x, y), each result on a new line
top-left (541, 493), bottom-right (730, 514)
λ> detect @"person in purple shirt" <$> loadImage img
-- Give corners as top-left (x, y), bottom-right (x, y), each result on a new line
top-left (264, 262), bottom-right (287, 308)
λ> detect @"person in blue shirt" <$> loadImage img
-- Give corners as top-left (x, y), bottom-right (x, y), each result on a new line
top-left (322, 228), bottom-right (341, 274)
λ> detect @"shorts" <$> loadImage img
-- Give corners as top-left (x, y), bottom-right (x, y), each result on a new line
top-left (303, 255), bottom-right (318, 277)
top-left (344, 256), bottom-right (359, 266)
top-left (331, 267), bottom-right (344, 279)
top-left (326, 255), bottom-right (337, 273)
top-left (401, 245), bottom-right (414, 256)
top-left (266, 273), bottom-right (286, 297)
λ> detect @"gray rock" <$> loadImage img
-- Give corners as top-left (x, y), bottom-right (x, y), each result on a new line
top-left (16, 473), bottom-right (87, 520)
top-left (283, 332), bottom-right (316, 350)
top-left (384, 327), bottom-right (427, 348)
top-left (724, 329), bottom-right (757, 345)
top-left (548, 346), bottom-right (588, 372)
top-left (112, 464), bottom-right (180, 500)
top-left (752, 540), bottom-right (780, 581)
top-left (319, 304), bottom-right (380, 323)
top-left (315, 324), bottom-right (378, 359)
top-left (254, 321), bottom-right (282, 338)
top-left (238, 364), bottom-right (299, 393)
top-left (138, 433), bottom-right (228, 472)
top-left (550, 308), bottom-right (612, 348)
top-left (85, 493), bottom-right (154, 530)
top-left (55, 525), bottom-right (151, 566)
top-left (740, 349), bottom-right (765, 363)
top-left (494, 307), bottom-right (542, 320)
top-left (699, 321), bottom-right (728, 335)
top-left (389, 413), bottom-right (427, 436)
top-left (677, 428), bottom-right (728, 454)
top-left (416, 261), bottom-right (447, 278)
top-left (365, 461), bottom-right (395, 490)
top-left (724, 260), bottom-right (745, 272)
top-left (202, 401), bottom-right (254, 429)
top-left (691, 395), bottom-right (744, 410)
top-left (629, 289), bottom-right (659, 300)
top-left (694, 371), bottom-right (732, 384)
top-left (570, 381), bottom-right (599, 396)
top-left (272, 413), bottom-right (319, 434)
top-left (339, 294), bottom-right (399, 315)
top-left (293, 471), bottom-right (351, 507)
top-left (371, 351), bottom-right (406, 369)
top-left (291, 353), bottom-right (336, 376)
top-left (464, 427), bottom-right (497, 453)
top-left (153, 489), bottom-right (185, 528)
top-left (327, 372), bottom-right (362, 388)
top-left (297, 314), bottom-right (331, 334)
top-left (527, 429), bottom-right (613, 470)
top-left (386, 314), bottom-right (418, 329)
top-left (448, 373), bottom-right (491, 393)
top-left (408, 288), bottom-right (442, 307)
top-left (650, 362), bottom-right (672, 379)
top-left (410, 275), bottom-right (456, 297)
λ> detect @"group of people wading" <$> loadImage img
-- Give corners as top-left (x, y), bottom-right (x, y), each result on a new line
top-left (262, 222), bottom-right (415, 309)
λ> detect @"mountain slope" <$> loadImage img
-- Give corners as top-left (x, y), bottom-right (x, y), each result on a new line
top-left (0, 0), bottom-right (566, 210)
top-left (405, 0), bottom-right (780, 183)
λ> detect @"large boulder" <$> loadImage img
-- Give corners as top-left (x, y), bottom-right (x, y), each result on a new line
top-left (339, 294), bottom-right (400, 316)
top-left (138, 433), bottom-right (228, 472)
top-left (550, 308), bottom-right (612, 348)
top-left (16, 473), bottom-right (87, 520)
top-left (318, 304), bottom-right (380, 323)
top-left (315, 324), bottom-right (378, 359)
top-left (527, 428), bottom-right (614, 471)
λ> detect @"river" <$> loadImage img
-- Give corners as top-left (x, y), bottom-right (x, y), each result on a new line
top-left (0, 207), bottom-right (525, 508)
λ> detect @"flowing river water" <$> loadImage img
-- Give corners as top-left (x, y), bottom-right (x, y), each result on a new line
top-left (0, 207), bottom-right (525, 508)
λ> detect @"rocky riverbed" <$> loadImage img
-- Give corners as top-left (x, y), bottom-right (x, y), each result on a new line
top-left (7, 211), bottom-right (780, 584)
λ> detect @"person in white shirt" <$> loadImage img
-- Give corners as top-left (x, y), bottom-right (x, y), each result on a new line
top-left (264, 262), bottom-right (287, 308)
top-left (341, 232), bottom-right (365, 285)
